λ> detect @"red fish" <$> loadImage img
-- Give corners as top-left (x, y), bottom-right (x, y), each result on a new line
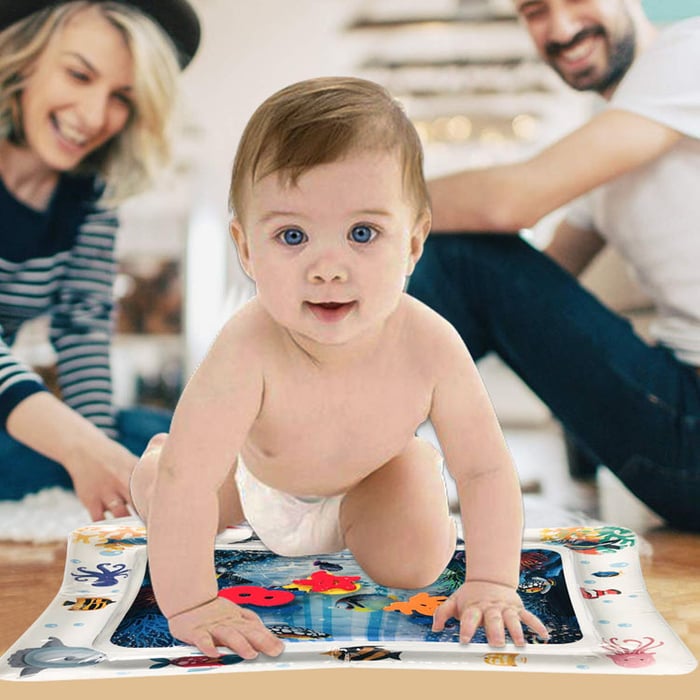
top-left (150, 654), bottom-right (244, 669)
top-left (580, 587), bottom-right (621, 599)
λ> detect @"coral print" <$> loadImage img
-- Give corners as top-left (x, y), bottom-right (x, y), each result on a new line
top-left (601, 637), bottom-right (664, 668)
top-left (540, 527), bottom-right (636, 555)
top-left (73, 525), bottom-right (147, 552)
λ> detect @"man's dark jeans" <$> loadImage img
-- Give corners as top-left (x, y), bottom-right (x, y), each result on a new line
top-left (408, 234), bottom-right (700, 531)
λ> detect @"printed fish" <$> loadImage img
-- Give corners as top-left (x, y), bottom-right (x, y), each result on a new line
top-left (62, 597), bottom-right (116, 611)
top-left (314, 559), bottom-right (343, 572)
top-left (519, 576), bottom-right (554, 594)
top-left (323, 646), bottom-right (402, 662)
top-left (150, 654), bottom-right (245, 669)
top-left (267, 624), bottom-right (330, 640)
top-left (483, 653), bottom-right (528, 667)
top-left (580, 587), bottom-right (621, 599)
top-left (8, 638), bottom-right (106, 677)
top-left (335, 593), bottom-right (399, 612)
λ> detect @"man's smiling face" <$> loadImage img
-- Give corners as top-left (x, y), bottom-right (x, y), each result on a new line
top-left (514, 0), bottom-right (637, 95)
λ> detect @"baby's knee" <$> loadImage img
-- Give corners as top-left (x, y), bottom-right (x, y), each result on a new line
top-left (363, 520), bottom-right (456, 590)
top-left (372, 567), bottom-right (440, 591)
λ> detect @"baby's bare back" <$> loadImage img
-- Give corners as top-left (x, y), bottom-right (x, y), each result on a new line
top-left (239, 297), bottom-right (439, 497)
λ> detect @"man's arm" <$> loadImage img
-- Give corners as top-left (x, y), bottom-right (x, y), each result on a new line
top-left (544, 220), bottom-right (606, 277)
top-left (428, 109), bottom-right (683, 233)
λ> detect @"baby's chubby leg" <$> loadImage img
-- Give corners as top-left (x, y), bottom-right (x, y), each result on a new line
top-left (130, 434), bottom-right (244, 532)
top-left (339, 437), bottom-right (456, 589)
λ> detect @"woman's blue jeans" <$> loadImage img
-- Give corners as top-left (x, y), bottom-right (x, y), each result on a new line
top-left (407, 234), bottom-right (700, 531)
top-left (0, 406), bottom-right (171, 500)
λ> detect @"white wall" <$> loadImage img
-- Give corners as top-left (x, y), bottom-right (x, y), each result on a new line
top-left (175, 1), bottom-right (363, 367)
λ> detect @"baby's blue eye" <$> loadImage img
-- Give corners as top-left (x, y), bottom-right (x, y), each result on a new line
top-left (349, 225), bottom-right (375, 244)
top-left (279, 228), bottom-right (306, 246)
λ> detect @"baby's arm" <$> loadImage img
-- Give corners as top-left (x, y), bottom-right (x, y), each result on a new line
top-left (427, 322), bottom-right (549, 646)
top-left (145, 315), bottom-right (283, 659)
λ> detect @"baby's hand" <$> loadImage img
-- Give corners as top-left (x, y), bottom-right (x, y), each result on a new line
top-left (432, 580), bottom-right (550, 647)
top-left (167, 597), bottom-right (284, 659)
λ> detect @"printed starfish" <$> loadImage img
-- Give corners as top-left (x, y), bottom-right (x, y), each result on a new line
top-left (288, 571), bottom-right (362, 593)
top-left (384, 592), bottom-right (447, 616)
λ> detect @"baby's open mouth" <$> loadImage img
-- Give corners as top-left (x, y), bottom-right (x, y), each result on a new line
top-left (305, 301), bottom-right (356, 322)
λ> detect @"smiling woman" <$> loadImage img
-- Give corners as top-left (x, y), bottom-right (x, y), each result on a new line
top-left (14, 9), bottom-right (136, 197)
top-left (0, 1), bottom-right (199, 520)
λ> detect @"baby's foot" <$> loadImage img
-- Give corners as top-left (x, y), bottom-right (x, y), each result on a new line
top-left (129, 433), bottom-right (168, 521)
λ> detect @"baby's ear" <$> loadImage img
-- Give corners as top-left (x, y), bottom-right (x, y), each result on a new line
top-left (406, 210), bottom-right (431, 275)
top-left (229, 219), bottom-right (254, 280)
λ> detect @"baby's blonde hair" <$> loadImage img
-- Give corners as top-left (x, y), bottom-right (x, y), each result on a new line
top-left (0, 1), bottom-right (181, 203)
top-left (229, 77), bottom-right (430, 221)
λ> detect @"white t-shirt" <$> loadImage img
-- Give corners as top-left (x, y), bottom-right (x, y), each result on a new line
top-left (566, 17), bottom-right (700, 366)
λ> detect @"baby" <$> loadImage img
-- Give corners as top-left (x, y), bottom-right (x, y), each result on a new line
top-left (131, 76), bottom-right (549, 659)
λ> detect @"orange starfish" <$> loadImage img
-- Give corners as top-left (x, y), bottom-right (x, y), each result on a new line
top-left (383, 592), bottom-right (447, 616)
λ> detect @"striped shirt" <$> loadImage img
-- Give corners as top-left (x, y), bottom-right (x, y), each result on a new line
top-left (0, 173), bottom-right (118, 437)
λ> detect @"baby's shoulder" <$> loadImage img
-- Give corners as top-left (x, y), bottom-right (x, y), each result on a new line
top-left (216, 298), bottom-right (279, 355)
top-left (402, 295), bottom-right (465, 349)
top-left (399, 295), bottom-right (471, 375)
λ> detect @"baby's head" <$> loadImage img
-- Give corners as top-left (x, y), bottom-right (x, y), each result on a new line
top-left (228, 76), bottom-right (429, 224)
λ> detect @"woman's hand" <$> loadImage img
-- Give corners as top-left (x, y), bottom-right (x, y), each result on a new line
top-left (432, 580), bottom-right (550, 647)
top-left (6, 392), bottom-right (137, 520)
top-left (65, 438), bottom-right (136, 520)
top-left (168, 596), bottom-right (285, 659)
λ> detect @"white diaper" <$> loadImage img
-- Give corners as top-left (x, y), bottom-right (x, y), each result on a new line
top-left (234, 458), bottom-right (345, 556)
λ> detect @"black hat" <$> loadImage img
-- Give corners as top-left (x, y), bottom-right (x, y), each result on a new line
top-left (0, 0), bottom-right (201, 68)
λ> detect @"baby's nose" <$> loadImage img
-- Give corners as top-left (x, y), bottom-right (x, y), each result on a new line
top-left (307, 251), bottom-right (349, 283)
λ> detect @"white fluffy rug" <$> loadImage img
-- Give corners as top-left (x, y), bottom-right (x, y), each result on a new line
top-left (0, 487), bottom-right (592, 544)
top-left (0, 488), bottom-right (91, 543)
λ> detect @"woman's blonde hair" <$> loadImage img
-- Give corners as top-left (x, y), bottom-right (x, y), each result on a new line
top-left (229, 76), bottom-right (430, 222)
top-left (0, 1), bottom-right (181, 203)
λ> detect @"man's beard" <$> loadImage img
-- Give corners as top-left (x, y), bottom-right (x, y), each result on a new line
top-left (545, 23), bottom-right (636, 94)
